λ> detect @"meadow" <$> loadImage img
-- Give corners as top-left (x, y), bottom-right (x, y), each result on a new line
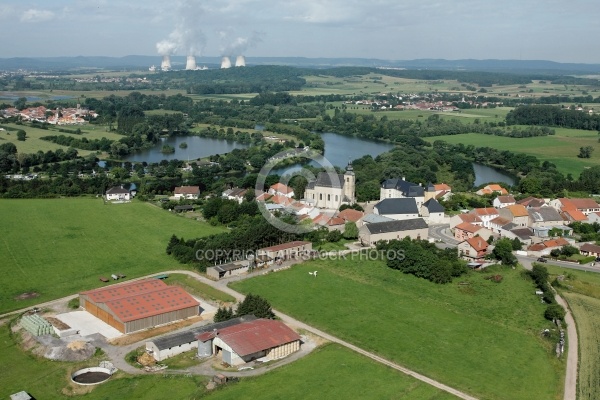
top-left (205, 344), bottom-right (458, 400)
top-left (0, 198), bottom-right (224, 314)
top-left (561, 293), bottom-right (600, 400)
top-left (231, 261), bottom-right (564, 400)
top-left (167, 274), bottom-right (236, 304)
top-left (0, 122), bottom-right (123, 155)
top-left (424, 128), bottom-right (600, 177)
top-left (547, 265), bottom-right (600, 400)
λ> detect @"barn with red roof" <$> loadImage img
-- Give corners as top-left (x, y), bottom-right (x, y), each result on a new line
top-left (80, 279), bottom-right (200, 333)
top-left (196, 318), bottom-right (301, 366)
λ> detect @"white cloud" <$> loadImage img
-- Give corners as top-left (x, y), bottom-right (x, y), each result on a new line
top-left (21, 9), bottom-right (55, 23)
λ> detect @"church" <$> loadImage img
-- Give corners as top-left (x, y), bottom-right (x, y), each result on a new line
top-left (303, 163), bottom-right (356, 210)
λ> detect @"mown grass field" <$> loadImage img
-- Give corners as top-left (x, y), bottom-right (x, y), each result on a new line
top-left (0, 198), bottom-right (224, 314)
top-left (231, 261), bottom-right (563, 400)
top-left (0, 122), bottom-right (123, 155)
top-left (167, 274), bottom-right (236, 304)
top-left (424, 128), bottom-right (600, 177)
top-left (547, 265), bottom-right (600, 400)
top-left (206, 344), bottom-right (458, 400)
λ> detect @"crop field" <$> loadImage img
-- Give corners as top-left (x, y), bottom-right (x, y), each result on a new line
top-left (206, 344), bottom-right (458, 400)
top-left (0, 198), bottom-right (224, 314)
top-left (232, 261), bottom-right (563, 400)
top-left (424, 128), bottom-right (600, 177)
top-left (0, 122), bottom-right (123, 155)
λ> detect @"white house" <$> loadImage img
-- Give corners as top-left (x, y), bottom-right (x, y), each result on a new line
top-left (174, 186), bottom-right (200, 200)
top-left (269, 183), bottom-right (294, 198)
top-left (420, 198), bottom-right (445, 224)
top-left (105, 186), bottom-right (132, 201)
top-left (493, 195), bottom-right (516, 209)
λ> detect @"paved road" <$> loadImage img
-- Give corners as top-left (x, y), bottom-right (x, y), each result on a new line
top-left (517, 255), bottom-right (600, 273)
top-left (429, 224), bottom-right (460, 245)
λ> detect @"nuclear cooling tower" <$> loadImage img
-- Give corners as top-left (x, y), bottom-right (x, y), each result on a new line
top-left (186, 55), bottom-right (197, 70)
top-left (220, 56), bottom-right (232, 69)
top-left (235, 55), bottom-right (246, 67)
top-left (161, 55), bottom-right (172, 71)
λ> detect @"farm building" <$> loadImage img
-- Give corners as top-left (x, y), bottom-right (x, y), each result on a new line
top-left (196, 318), bottom-right (301, 366)
top-left (146, 315), bottom-right (256, 361)
top-left (206, 261), bottom-right (250, 280)
top-left (359, 218), bottom-right (428, 246)
top-left (80, 279), bottom-right (199, 334)
top-left (257, 241), bottom-right (312, 262)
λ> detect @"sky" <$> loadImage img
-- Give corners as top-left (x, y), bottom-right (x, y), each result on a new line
top-left (1, 0), bottom-right (600, 63)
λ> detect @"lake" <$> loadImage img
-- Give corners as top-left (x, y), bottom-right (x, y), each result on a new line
top-left (270, 132), bottom-right (396, 175)
top-left (122, 136), bottom-right (249, 163)
top-left (473, 163), bottom-right (517, 187)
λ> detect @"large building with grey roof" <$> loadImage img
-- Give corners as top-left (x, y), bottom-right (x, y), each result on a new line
top-left (359, 218), bottom-right (428, 245)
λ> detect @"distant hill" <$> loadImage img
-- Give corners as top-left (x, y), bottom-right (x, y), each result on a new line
top-left (1, 55), bottom-right (599, 74)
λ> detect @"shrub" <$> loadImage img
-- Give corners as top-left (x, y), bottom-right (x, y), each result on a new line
top-left (67, 298), bottom-right (80, 309)
top-left (544, 304), bottom-right (566, 321)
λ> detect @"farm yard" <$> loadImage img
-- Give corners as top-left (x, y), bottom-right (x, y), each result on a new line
top-left (232, 261), bottom-right (564, 400)
top-left (0, 198), bottom-right (224, 314)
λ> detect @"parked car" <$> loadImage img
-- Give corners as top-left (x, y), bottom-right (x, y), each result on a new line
top-left (537, 257), bottom-right (548, 263)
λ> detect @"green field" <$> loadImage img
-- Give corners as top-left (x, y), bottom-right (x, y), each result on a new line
top-left (547, 266), bottom-right (600, 400)
top-left (231, 261), bottom-right (563, 400)
top-left (562, 293), bottom-right (600, 400)
top-left (206, 344), bottom-right (457, 400)
top-left (0, 198), bottom-right (225, 314)
top-left (424, 128), bottom-right (600, 177)
top-left (167, 274), bottom-right (236, 304)
top-left (0, 122), bottom-right (123, 155)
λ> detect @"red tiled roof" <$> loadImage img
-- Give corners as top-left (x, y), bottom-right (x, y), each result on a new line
top-left (81, 280), bottom-right (199, 323)
top-left (270, 194), bottom-right (293, 206)
top-left (259, 241), bottom-right (311, 252)
top-left (256, 192), bottom-right (272, 202)
top-left (466, 237), bottom-right (488, 252)
top-left (312, 213), bottom-right (330, 225)
top-left (435, 190), bottom-right (449, 199)
top-left (207, 319), bottom-right (300, 357)
top-left (506, 204), bottom-right (529, 217)
top-left (568, 198), bottom-right (600, 210)
top-left (561, 207), bottom-right (587, 222)
top-left (473, 207), bottom-right (499, 216)
top-left (456, 222), bottom-right (482, 233)
top-left (458, 214), bottom-right (483, 224)
top-left (490, 216), bottom-right (511, 226)
top-left (270, 183), bottom-right (294, 195)
top-left (581, 243), bottom-right (600, 253)
top-left (337, 208), bottom-right (364, 222)
top-left (496, 195), bottom-right (516, 204)
top-left (327, 216), bottom-right (345, 226)
top-left (434, 183), bottom-right (451, 191)
top-left (174, 186), bottom-right (200, 195)
top-left (517, 197), bottom-right (545, 207)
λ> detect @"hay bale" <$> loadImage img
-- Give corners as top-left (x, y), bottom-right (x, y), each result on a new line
top-left (67, 341), bottom-right (86, 351)
top-left (137, 352), bottom-right (156, 367)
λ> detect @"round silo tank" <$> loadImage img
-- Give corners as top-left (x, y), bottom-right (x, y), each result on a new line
top-left (198, 339), bottom-right (213, 357)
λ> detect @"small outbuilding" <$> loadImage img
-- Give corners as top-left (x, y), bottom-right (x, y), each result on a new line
top-left (206, 261), bottom-right (250, 280)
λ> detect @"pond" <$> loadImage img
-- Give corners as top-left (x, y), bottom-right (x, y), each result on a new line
top-left (270, 132), bottom-right (396, 176)
top-left (473, 163), bottom-right (517, 187)
top-left (122, 136), bottom-right (249, 163)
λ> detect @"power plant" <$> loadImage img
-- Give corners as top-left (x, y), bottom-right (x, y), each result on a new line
top-left (154, 4), bottom-right (258, 71)
top-left (235, 55), bottom-right (246, 67)
top-left (160, 55), bottom-right (172, 71)
top-left (185, 55), bottom-right (197, 70)
top-left (220, 56), bottom-right (232, 69)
